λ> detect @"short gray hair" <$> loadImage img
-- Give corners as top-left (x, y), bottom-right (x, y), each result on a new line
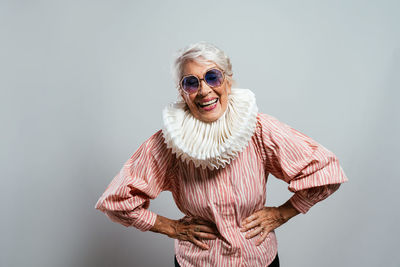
top-left (171, 42), bottom-right (234, 88)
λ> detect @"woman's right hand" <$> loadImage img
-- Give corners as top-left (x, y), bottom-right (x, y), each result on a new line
top-left (169, 216), bottom-right (220, 250)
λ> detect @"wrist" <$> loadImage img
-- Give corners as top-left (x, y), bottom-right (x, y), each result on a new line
top-left (150, 215), bottom-right (177, 238)
top-left (277, 200), bottom-right (300, 221)
top-left (167, 219), bottom-right (178, 238)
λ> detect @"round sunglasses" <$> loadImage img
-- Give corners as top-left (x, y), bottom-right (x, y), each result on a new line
top-left (179, 68), bottom-right (226, 94)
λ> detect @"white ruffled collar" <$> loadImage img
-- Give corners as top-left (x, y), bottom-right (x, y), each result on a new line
top-left (162, 88), bottom-right (258, 170)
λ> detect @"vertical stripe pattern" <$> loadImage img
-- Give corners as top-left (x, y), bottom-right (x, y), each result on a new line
top-left (95, 113), bottom-right (348, 266)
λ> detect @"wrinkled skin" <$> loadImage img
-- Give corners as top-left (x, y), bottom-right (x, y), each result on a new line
top-left (169, 217), bottom-right (221, 250)
top-left (241, 207), bottom-right (288, 246)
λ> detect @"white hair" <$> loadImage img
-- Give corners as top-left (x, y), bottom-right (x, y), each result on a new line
top-left (171, 42), bottom-right (234, 88)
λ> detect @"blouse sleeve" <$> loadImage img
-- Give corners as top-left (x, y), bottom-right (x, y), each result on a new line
top-left (94, 130), bottom-right (174, 231)
top-left (255, 113), bottom-right (348, 214)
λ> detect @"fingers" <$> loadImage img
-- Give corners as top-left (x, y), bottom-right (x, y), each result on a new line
top-left (255, 231), bottom-right (269, 246)
top-left (242, 208), bottom-right (267, 224)
top-left (241, 217), bottom-right (262, 232)
top-left (192, 217), bottom-right (215, 226)
top-left (193, 231), bottom-right (218, 239)
top-left (189, 224), bottom-right (216, 249)
top-left (190, 236), bottom-right (210, 250)
top-left (192, 224), bottom-right (219, 239)
top-left (242, 213), bottom-right (257, 225)
top-left (244, 226), bottom-right (263, 239)
top-left (176, 217), bottom-right (221, 249)
top-left (194, 224), bottom-right (219, 234)
top-left (240, 208), bottom-right (278, 245)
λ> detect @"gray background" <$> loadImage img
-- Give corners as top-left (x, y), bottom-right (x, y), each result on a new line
top-left (1, 1), bottom-right (399, 266)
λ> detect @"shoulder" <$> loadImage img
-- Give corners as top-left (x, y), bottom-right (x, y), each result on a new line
top-left (254, 112), bottom-right (305, 151)
top-left (142, 130), bottom-right (174, 165)
top-left (132, 130), bottom-right (173, 163)
top-left (255, 112), bottom-right (288, 135)
top-left (252, 113), bottom-right (285, 163)
top-left (144, 129), bottom-right (167, 148)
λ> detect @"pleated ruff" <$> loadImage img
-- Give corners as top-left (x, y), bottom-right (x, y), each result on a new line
top-left (162, 88), bottom-right (258, 170)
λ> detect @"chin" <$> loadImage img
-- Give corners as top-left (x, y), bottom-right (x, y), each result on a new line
top-left (189, 100), bottom-right (227, 123)
top-left (197, 109), bottom-right (225, 122)
top-left (199, 115), bottom-right (218, 123)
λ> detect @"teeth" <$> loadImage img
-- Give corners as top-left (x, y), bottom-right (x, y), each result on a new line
top-left (199, 99), bottom-right (218, 107)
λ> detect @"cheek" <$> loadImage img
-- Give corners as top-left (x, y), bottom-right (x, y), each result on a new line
top-left (219, 88), bottom-right (230, 104)
top-left (189, 96), bottom-right (197, 106)
top-left (183, 95), bottom-right (197, 109)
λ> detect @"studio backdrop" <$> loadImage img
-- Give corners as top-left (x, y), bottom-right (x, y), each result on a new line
top-left (1, 1), bottom-right (399, 267)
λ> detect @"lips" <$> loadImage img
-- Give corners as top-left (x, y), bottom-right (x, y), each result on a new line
top-left (196, 97), bottom-right (219, 112)
top-left (197, 98), bottom-right (218, 108)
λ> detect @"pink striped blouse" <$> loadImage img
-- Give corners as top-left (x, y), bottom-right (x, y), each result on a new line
top-left (95, 113), bottom-right (348, 267)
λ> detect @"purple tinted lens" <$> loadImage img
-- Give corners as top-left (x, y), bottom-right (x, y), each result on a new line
top-left (182, 76), bottom-right (199, 93)
top-left (205, 69), bottom-right (223, 87)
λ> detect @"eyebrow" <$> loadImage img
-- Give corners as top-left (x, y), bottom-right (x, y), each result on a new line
top-left (182, 66), bottom-right (219, 78)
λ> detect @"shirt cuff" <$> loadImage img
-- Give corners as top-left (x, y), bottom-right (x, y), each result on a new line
top-left (289, 192), bottom-right (316, 214)
top-left (103, 208), bottom-right (158, 232)
top-left (133, 208), bottom-right (158, 232)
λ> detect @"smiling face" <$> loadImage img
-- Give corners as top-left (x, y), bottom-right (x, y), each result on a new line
top-left (180, 60), bottom-right (232, 123)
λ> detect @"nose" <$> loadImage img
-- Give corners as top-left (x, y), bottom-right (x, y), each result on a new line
top-left (198, 79), bottom-right (212, 96)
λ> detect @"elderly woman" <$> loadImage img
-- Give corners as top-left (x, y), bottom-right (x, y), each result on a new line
top-left (95, 42), bottom-right (348, 267)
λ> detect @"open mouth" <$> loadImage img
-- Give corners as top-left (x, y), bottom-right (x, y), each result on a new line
top-left (197, 98), bottom-right (218, 108)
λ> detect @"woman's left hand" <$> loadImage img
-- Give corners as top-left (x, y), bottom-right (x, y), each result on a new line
top-left (240, 201), bottom-right (300, 246)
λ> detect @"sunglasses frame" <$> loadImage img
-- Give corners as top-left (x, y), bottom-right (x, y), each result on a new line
top-left (179, 67), bottom-right (228, 95)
